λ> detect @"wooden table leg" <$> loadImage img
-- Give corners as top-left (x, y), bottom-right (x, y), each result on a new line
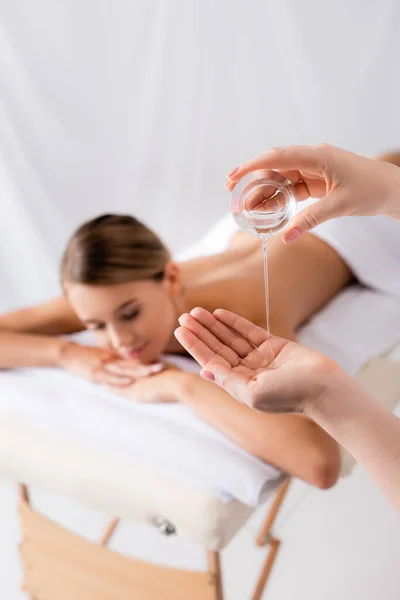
top-left (99, 517), bottom-right (120, 547)
top-left (256, 479), bottom-right (290, 547)
top-left (252, 538), bottom-right (280, 600)
top-left (207, 550), bottom-right (224, 600)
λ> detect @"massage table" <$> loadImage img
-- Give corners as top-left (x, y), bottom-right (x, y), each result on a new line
top-left (1, 215), bottom-right (400, 600)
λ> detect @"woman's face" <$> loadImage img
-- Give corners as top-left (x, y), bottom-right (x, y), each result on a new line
top-left (65, 265), bottom-right (181, 364)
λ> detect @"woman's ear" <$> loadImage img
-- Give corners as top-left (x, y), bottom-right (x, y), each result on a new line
top-left (163, 262), bottom-right (182, 297)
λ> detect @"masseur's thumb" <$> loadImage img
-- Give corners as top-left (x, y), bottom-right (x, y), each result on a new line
top-left (283, 189), bottom-right (348, 243)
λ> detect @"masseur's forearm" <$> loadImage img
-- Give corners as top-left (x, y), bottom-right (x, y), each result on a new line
top-left (308, 372), bottom-right (400, 511)
top-left (178, 373), bottom-right (340, 489)
top-left (0, 331), bottom-right (64, 369)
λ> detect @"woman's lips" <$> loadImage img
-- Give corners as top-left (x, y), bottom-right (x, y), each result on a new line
top-left (120, 342), bottom-right (149, 359)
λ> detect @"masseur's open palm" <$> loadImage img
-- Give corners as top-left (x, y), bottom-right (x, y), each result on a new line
top-left (175, 308), bottom-right (339, 413)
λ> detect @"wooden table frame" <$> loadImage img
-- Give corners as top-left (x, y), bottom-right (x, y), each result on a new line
top-left (18, 479), bottom-right (290, 600)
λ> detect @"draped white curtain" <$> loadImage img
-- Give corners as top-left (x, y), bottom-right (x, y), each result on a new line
top-left (1, 0), bottom-right (400, 310)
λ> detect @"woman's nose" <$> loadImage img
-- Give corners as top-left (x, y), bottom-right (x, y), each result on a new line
top-left (107, 324), bottom-right (135, 350)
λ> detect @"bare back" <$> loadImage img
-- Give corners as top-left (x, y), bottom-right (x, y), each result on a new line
top-left (180, 231), bottom-right (353, 339)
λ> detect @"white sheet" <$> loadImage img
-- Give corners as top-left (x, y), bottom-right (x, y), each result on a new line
top-left (0, 351), bottom-right (284, 507)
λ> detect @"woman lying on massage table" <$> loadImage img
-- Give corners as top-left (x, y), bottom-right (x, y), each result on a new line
top-left (0, 150), bottom-right (398, 490)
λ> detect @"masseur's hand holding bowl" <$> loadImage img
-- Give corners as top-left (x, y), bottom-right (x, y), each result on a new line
top-left (225, 144), bottom-right (400, 244)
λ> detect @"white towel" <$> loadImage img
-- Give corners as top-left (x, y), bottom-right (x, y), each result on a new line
top-left (0, 352), bottom-right (284, 506)
top-left (312, 213), bottom-right (400, 299)
top-left (176, 211), bottom-right (400, 375)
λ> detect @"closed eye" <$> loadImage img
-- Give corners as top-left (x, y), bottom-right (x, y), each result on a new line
top-left (86, 322), bottom-right (106, 331)
top-left (120, 308), bottom-right (141, 321)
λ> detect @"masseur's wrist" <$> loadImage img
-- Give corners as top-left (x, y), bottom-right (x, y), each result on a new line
top-left (302, 366), bottom-right (359, 424)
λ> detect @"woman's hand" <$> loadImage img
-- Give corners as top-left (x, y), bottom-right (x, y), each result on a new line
top-left (58, 341), bottom-right (166, 387)
top-left (57, 341), bottom-right (134, 386)
top-left (107, 364), bottom-right (184, 403)
top-left (101, 359), bottom-right (165, 379)
top-left (226, 144), bottom-right (400, 243)
top-left (175, 307), bottom-right (342, 414)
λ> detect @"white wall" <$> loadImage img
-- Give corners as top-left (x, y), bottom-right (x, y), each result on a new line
top-left (1, 0), bottom-right (400, 309)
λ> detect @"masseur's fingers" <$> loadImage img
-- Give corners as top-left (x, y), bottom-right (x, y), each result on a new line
top-left (174, 325), bottom-right (232, 371)
top-left (178, 313), bottom-right (241, 366)
top-left (227, 145), bottom-right (326, 184)
top-left (185, 309), bottom-right (280, 370)
top-left (189, 307), bottom-right (254, 358)
top-left (227, 167), bottom-right (312, 191)
top-left (212, 309), bottom-right (270, 346)
top-left (206, 368), bottom-right (253, 404)
top-left (278, 170), bottom-right (328, 199)
top-left (214, 309), bottom-right (288, 356)
top-left (174, 326), bottom-right (214, 366)
top-left (175, 324), bottom-right (258, 397)
top-left (283, 188), bottom-right (353, 243)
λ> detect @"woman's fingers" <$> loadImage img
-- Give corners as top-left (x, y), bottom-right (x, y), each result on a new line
top-left (94, 361), bottom-right (164, 387)
top-left (104, 361), bottom-right (164, 377)
top-left (189, 307), bottom-right (254, 357)
top-left (93, 369), bottom-right (133, 387)
top-left (177, 312), bottom-right (242, 366)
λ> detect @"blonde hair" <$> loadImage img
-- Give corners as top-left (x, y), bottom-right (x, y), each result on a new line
top-left (61, 214), bottom-right (170, 285)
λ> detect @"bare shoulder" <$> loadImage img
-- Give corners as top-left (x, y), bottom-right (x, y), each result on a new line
top-left (0, 295), bottom-right (84, 335)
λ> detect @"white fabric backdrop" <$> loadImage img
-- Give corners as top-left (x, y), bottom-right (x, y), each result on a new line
top-left (1, 0), bottom-right (400, 310)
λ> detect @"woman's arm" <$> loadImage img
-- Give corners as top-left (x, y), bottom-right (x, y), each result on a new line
top-left (0, 295), bottom-right (83, 335)
top-left (0, 297), bottom-right (134, 385)
top-left (179, 373), bottom-right (340, 489)
top-left (0, 296), bottom-right (83, 369)
top-left (118, 369), bottom-right (341, 489)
